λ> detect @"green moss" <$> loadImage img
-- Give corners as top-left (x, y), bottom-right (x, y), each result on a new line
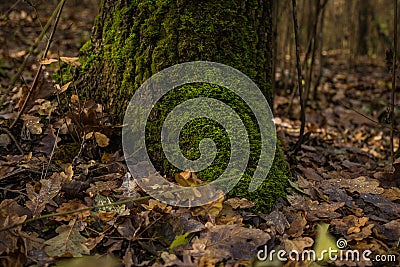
top-left (145, 82), bottom-right (289, 213)
top-left (229, 145), bottom-right (289, 212)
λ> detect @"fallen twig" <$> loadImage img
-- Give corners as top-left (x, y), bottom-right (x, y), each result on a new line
top-left (10, 0), bottom-right (66, 129)
top-left (0, 127), bottom-right (24, 154)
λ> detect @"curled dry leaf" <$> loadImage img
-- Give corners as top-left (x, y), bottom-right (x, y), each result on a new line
top-left (142, 199), bottom-right (172, 213)
top-left (40, 58), bottom-right (58, 65)
top-left (60, 56), bottom-right (81, 66)
top-left (56, 81), bottom-right (72, 94)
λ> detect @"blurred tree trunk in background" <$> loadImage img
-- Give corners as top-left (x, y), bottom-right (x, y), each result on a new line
top-left (357, 0), bottom-right (370, 55)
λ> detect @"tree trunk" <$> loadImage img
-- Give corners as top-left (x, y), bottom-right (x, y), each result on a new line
top-left (79, 0), bottom-right (289, 211)
top-left (357, 0), bottom-right (370, 55)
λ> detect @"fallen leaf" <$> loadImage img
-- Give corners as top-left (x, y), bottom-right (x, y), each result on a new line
top-left (85, 132), bottom-right (109, 147)
top-left (21, 114), bottom-right (43, 135)
top-left (327, 176), bottom-right (384, 195)
top-left (260, 210), bottom-right (290, 235)
top-left (0, 200), bottom-right (28, 254)
top-left (26, 177), bottom-right (62, 217)
top-left (196, 223), bottom-right (270, 261)
top-left (225, 197), bottom-right (255, 209)
top-left (60, 56), bottom-right (81, 66)
top-left (191, 194), bottom-right (224, 224)
top-left (287, 211), bottom-right (307, 238)
top-left (169, 232), bottom-right (191, 252)
top-left (44, 222), bottom-right (90, 257)
top-left (175, 169), bottom-right (203, 187)
top-left (314, 223), bottom-right (338, 263)
top-left (40, 58), bottom-right (58, 65)
top-left (39, 125), bottom-right (61, 155)
top-left (55, 199), bottom-right (90, 221)
top-left (86, 180), bottom-right (119, 197)
top-left (142, 199), bottom-right (172, 213)
top-left (57, 81), bottom-right (72, 94)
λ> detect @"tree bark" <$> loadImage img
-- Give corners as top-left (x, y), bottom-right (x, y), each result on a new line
top-left (79, 0), bottom-right (289, 211)
top-left (81, 0), bottom-right (274, 120)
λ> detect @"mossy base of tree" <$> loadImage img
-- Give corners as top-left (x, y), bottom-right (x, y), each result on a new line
top-left (227, 145), bottom-right (289, 212)
top-left (78, 0), bottom-right (288, 212)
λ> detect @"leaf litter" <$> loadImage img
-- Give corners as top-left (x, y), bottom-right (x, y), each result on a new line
top-left (0, 2), bottom-right (399, 267)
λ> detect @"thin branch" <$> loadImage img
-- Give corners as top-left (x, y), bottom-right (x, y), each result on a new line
top-left (0, 0), bottom-right (23, 20)
top-left (9, 0), bottom-right (66, 129)
top-left (390, 0), bottom-right (398, 164)
top-left (0, 127), bottom-right (24, 154)
top-left (291, 0), bottom-right (306, 155)
top-left (0, 194), bottom-right (150, 232)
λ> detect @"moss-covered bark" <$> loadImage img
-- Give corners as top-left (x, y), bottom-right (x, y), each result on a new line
top-left (80, 0), bottom-right (289, 212)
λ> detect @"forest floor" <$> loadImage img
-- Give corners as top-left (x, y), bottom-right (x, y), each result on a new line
top-left (0, 1), bottom-right (399, 267)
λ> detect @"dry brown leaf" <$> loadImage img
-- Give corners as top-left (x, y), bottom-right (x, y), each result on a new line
top-left (86, 180), bottom-right (119, 197)
top-left (84, 235), bottom-right (104, 250)
top-left (224, 197), bottom-right (255, 209)
top-left (195, 223), bottom-right (270, 261)
top-left (40, 58), bottom-right (58, 65)
top-left (287, 211), bottom-right (307, 238)
top-left (55, 199), bottom-right (90, 221)
top-left (142, 199), bottom-right (172, 213)
top-left (379, 187), bottom-right (400, 201)
top-left (175, 169), bottom-right (203, 187)
top-left (21, 114), bottom-right (43, 135)
top-left (57, 81), bottom-right (72, 94)
top-left (26, 177), bottom-right (62, 217)
top-left (60, 56), bottom-right (81, 66)
top-left (261, 210), bottom-right (290, 235)
top-left (0, 199), bottom-right (29, 254)
top-left (307, 202), bottom-right (344, 221)
top-left (191, 194), bottom-right (224, 224)
top-left (327, 176), bottom-right (384, 194)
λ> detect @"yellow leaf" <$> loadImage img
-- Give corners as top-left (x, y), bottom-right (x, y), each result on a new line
top-left (94, 132), bottom-right (109, 147)
top-left (314, 223), bottom-right (338, 263)
top-left (169, 232), bottom-right (191, 252)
